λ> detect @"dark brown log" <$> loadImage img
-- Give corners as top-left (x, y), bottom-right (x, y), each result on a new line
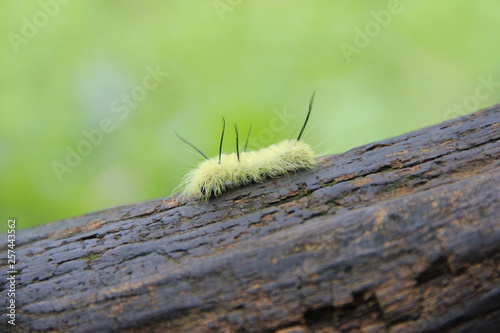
top-left (2, 104), bottom-right (499, 333)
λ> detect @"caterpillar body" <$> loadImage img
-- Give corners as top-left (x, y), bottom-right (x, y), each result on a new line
top-left (177, 93), bottom-right (316, 201)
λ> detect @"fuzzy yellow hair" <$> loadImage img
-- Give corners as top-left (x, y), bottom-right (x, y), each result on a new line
top-left (177, 93), bottom-right (316, 201)
top-left (179, 139), bottom-right (315, 200)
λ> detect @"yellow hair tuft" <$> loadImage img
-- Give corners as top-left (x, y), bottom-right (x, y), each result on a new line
top-left (180, 139), bottom-right (316, 201)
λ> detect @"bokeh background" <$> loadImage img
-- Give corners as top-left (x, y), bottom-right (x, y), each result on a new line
top-left (1, 1), bottom-right (500, 232)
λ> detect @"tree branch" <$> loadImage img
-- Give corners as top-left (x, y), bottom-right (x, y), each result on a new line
top-left (2, 104), bottom-right (500, 332)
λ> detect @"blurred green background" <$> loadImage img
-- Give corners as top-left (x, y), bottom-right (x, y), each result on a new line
top-left (1, 0), bottom-right (500, 232)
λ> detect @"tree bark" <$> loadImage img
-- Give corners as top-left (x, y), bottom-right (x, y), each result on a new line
top-left (2, 104), bottom-right (500, 333)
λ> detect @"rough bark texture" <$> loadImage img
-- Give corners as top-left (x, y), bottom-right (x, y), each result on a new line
top-left (2, 105), bottom-right (500, 333)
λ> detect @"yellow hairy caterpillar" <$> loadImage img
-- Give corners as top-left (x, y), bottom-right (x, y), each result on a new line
top-left (176, 93), bottom-right (316, 201)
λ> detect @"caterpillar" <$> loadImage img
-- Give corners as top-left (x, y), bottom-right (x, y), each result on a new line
top-left (176, 93), bottom-right (316, 201)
